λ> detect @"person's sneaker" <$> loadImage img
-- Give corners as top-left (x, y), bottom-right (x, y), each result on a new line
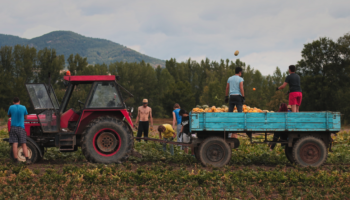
top-left (25, 157), bottom-right (32, 165)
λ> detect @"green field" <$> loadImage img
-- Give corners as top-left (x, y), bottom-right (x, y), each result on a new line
top-left (0, 128), bottom-right (349, 199)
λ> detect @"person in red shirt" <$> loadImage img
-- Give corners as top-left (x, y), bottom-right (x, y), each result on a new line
top-left (276, 65), bottom-right (302, 112)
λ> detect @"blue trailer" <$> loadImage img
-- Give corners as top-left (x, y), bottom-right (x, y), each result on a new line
top-left (190, 111), bottom-right (341, 167)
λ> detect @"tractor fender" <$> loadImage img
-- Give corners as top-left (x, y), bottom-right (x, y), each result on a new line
top-left (26, 137), bottom-right (43, 157)
top-left (123, 118), bottom-right (134, 133)
top-left (2, 137), bottom-right (43, 157)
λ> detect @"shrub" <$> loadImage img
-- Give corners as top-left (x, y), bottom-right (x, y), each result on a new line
top-left (0, 108), bottom-right (7, 119)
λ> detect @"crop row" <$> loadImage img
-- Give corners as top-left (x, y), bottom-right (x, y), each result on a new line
top-left (0, 161), bottom-right (350, 199)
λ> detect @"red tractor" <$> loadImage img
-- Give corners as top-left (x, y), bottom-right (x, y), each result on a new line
top-left (4, 75), bottom-right (134, 164)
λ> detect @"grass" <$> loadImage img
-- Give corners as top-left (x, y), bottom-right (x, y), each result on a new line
top-left (0, 129), bottom-right (349, 199)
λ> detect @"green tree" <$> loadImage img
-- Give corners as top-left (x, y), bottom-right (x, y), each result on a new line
top-left (67, 54), bottom-right (88, 75)
top-left (36, 48), bottom-right (65, 88)
top-left (266, 91), bottom-right (288, 111)
top-left (163, 81), bottom-right (195, 115)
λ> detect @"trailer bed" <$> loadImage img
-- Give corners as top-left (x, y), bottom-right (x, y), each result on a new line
top-left (190, 111), bottom-right (341, 132)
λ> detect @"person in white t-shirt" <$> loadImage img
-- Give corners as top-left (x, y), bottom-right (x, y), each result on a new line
top-left (225, 67), bottom-right (245, 112)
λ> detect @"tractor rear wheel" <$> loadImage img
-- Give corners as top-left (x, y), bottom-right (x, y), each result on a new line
top-left (199, 137), bottom-right (231, 167)
top-left (292, 136), bottom-right (327, 167)
top-left (81, 116), bottom-right (133, 164)
top-left (10, 142), bottom-right (38, 163)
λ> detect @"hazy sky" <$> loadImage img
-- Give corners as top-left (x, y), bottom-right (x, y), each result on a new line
top-left (1, 0), bottom-right (349, 75)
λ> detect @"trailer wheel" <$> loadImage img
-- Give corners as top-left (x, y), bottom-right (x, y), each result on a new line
top-left (81, 116), bottom-right (134, 164)
top-left (293, 136), bottom-right (327, 167)
top-left (199, 137), bottom-right (231, 167)
top-left (193, 147), bottom-right (201, 162)
top-left (285, 146), bottom-right (294, 164)
top-left (10, 142), bottom-right (38, 163)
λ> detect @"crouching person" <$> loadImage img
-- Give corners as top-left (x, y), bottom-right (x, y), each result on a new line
top-left (158, 124), bottom-right (176, 156)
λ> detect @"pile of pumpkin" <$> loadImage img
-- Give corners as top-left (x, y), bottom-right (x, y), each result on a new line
top-left (192, 105), bottom-right (228, 113)
top-left (192, 105), bottom-right (273, 113)
top-left (243, 105), bottom-right (273, 113)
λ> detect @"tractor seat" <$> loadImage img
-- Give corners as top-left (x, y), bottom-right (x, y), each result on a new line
top-left (71, 108), bottom-right (81, 116)
top-left (61, 108), bottom-right (81, 122)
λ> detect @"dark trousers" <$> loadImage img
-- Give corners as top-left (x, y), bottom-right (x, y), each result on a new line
top-left (229, 95), bottom-right (243, 112)
top-left (137, 121), bottom-right (149, 142)
top-left (270, 133), bottom-right (288, 149)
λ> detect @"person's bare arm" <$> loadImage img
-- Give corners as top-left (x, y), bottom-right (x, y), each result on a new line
top-left (226, 83), bottom-right (229, 96)
top-left (24, 115), bottom-right (27, 120)
top-left (180, 126), bottom-right (183, 132)
top-left (172, 112), bottom-right (176, 129)
top-left (159, 132), bottom-right (162, 140)
top-left (173, 131), bottom-right (176, 138)
top-left (240, 82), bottom-right (244, 97)
top-left (149, 108), bottom-right (153, 127)
top-left (278, 82), bottom-right (288, 90)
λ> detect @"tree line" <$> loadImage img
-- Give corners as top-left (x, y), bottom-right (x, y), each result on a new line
top-left (0, 32), bottom-right (349, 123)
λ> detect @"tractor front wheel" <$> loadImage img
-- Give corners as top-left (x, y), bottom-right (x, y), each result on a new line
top-left (81, 116), bottom-right (133, 164)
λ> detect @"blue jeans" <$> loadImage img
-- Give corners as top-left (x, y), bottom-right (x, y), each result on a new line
top-left (163, 138), bottom-right (174, 155)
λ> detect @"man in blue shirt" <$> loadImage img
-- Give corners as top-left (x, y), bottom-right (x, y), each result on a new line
top-left (225, 67), bottom-right (245, 112)
top-left (7, 97), bottom-right (31, 164)
top-left (172, 103), bottom-right (182, 144)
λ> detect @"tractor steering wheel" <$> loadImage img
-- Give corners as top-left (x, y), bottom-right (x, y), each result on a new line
top-left (78, 100), bottom-right (85, 110)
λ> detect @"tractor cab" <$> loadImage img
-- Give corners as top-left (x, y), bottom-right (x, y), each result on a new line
top-left (26, 75), bottom-right (130, 134)
top-left (22, 75), bottom-right (134, 164)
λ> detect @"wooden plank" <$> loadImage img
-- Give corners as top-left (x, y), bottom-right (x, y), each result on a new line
top-left (246, 123), bottom-right (287, 130)
top-left (198, 122), bottom-right (245, 129)
top-left (245, 118), bottom-right (286, 123)
top-left (203, 117), bottom-right (334, 123)
top-left (285, 112), bottom-right (327, 118)
top-left (287, 118), bottom-right (330, 123)
top-left (287, 123), bottom-right (327, 129)
top-left (331, 113), bottom-right (341, 131)
top-left (191, 114), bottom-right (200, 129)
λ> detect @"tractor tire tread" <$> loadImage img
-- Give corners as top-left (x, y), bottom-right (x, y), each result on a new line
top-left (81, 116), bottom-right (133, 164)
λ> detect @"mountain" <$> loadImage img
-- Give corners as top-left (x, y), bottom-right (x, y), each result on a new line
top-left (0, 31), bottom-right (165, 67)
